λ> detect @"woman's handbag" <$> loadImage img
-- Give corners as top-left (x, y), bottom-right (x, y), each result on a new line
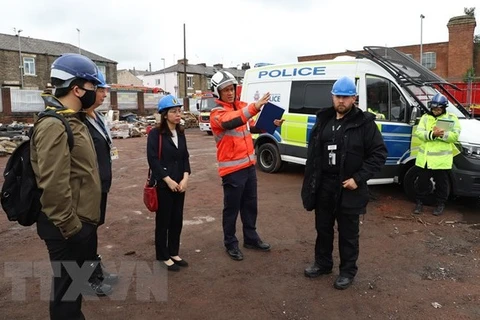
top-left (143, 132), bottom-right (162, 212)
top-left (143, 176), bottom-right (158, 212)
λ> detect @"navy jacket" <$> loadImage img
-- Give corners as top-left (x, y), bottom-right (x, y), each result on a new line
top-left (85, 111), bottom-right (112, 193)
top-left (146, 127), bottom-right (191, 188)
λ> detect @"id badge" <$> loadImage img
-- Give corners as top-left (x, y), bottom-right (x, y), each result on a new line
top-left (328, 151), bottom-right (336, 166)
top-left (327, 144), bottom-right (337, 151)
top-left (110, 146), bottom-right (119, 160)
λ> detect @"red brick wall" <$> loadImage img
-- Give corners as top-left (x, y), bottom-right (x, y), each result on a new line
top-left (397, 43), bottom-right (449, 79)
top-left (447, 18), bottom-right (476, 81)
top-left (297, 44), bottom-right (449, 79)
top-left (297, 16), bottom-right (477, 83)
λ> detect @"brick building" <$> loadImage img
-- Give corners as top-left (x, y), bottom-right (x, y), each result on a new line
top-left (298, 14), bottom-right (479, 83)
top-left (0, 33), bottom-right (117, 90)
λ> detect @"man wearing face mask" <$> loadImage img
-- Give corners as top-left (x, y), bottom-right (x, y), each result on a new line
top-left (31, 53), bottom-right (105, 320)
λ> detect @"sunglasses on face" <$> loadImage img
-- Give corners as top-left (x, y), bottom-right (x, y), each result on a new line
top-left (76, 85), bottom-right (97, 92)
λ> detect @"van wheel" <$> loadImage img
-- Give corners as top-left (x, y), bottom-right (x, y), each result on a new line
top-left (207, 131), bottom-right (213, 136)
top-left (403, 166), bottom-right (450, 205)
top-left (257, 143), bottom-right (282, 173)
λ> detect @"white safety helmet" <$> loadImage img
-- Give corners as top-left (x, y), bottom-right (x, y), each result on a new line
top-left (210, 70), bottom-right (238, 98)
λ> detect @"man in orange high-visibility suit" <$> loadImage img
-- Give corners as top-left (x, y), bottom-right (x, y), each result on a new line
top-left (210, 70), bottom-right (284, 261)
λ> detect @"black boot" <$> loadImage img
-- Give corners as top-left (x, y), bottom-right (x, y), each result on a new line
top-left (86, 260), bottom-right (113, 297)
top-left (433, 203), bottom-right (445, 216)
top-left (85, 277), bottom-right (113, 297)
top-left (96, 254), bottom-right (119, 285)
top-left (413, 201), bottom-right (423, 214)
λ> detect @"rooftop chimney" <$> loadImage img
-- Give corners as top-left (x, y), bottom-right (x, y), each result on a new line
top-left (447, 14), bottom-right (476, 80)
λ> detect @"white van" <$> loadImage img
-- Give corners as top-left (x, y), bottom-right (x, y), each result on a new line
top-left (241, 46), bottom-right (480, 202)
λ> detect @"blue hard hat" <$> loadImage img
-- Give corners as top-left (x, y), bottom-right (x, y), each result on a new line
top-left (331, 77), bottom-right (357, 96)
top-left (429, 93), bottom-right (448, 108)
top-left (96, 68), bottom-right (110, 88)
top-left (50, 53), bottom-right (101, 88)
top-left (158, 95), bottom-right (182, 112)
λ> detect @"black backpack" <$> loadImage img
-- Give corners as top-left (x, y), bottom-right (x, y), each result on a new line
top-left (1, 111), bottom-right (74, 226)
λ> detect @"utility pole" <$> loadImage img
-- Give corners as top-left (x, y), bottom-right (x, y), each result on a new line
top-left (183, 23), bottom-right (189, 110)
top-left (14, 28), bottom-right (24, 89)
top-left (420, 14), bottom-right (425, 66)
top-left (161, 58), bottom-right (166, 94)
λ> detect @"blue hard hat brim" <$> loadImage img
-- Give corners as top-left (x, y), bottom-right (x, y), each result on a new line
top-left (331, 91), bottom-right (356, 96)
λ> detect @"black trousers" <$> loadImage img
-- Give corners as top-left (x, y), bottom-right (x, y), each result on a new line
top-left (98, 192), bottom-right (108, 226)
top-left (88, 192), bottom-right (109, 280)
top-left (221, 165), bottom-right (260, 249)
top-left (416, 166), bottom-right (449, 205)
top-left (155, 187), bottom-right (185, 261)
top-left (314, 176), bottom-right (361, 278)
top-left (37, 215), bottom-right (95, 320)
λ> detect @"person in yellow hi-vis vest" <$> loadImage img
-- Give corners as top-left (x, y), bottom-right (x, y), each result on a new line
top-left (367, 108), bottom-right (386, 120)
top-left (413, 93), bottom-right (461, 216)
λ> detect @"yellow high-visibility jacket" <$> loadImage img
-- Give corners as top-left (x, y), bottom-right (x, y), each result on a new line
top-left (414, 112), bottom-right (461, 170)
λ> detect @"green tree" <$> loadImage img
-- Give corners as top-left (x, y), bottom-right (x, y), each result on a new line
top-left (463, 67), bottom-right (475, 82)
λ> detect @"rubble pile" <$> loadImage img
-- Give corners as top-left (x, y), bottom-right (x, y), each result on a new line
top-left (0, 110), bottom-right (200, 156)
top-left (0, 122), bottom-right (33, 156)
top-left (183, 112), bottom-right (199, 129)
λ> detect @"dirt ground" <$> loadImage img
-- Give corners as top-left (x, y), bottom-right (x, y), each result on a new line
top-left (0, 128), bottom-right (479, 320)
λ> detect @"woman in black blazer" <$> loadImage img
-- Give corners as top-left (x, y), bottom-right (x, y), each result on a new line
top-left (147, 95), bottom-right (191, 271)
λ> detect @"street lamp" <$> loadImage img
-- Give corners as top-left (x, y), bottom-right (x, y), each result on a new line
top-left (76, 28), bottom-right (81, 54)
top-left (420, 14), bottom-right (425, 66)
top-left (161, 58), bottom-right (166, 94)
top-left (14, 28), bottom-right (24, 88)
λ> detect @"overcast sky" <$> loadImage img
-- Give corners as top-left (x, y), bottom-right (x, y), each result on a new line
top-left (1, 0), bottom-right (478, 72)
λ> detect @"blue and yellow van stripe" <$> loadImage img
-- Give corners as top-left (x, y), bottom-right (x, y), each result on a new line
top-left (375, 122), bottom-right (412, 165)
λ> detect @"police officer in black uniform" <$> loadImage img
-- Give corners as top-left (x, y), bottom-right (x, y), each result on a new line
top-left (301, 77), bottom-right (387, 290)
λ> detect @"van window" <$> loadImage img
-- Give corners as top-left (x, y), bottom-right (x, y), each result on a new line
top-left (289, 81), bottom-right (335, 114)
top-left (200, 98), bottom-right (217, 112)
top-left (366, 76), bottom-right (406, 122)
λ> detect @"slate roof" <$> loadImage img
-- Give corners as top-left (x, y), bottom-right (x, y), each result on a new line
top-left (145, 63), bottom-right (245, 78)
top-left (0, 33), bottom-right (116, 64)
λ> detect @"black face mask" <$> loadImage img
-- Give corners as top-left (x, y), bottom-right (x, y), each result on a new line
top-left (78, 88), bottom-right (96, 109)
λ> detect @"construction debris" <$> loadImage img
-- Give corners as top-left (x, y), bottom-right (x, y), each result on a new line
top-left (0, 110), bottom-right (200, 156)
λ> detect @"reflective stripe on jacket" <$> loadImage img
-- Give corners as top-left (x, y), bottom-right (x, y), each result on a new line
top-left (210, 99), bottom-right (259, 177)
top-left (414, 112), bottom-right (461, 170)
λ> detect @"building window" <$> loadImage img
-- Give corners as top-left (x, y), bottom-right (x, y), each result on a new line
top-left (23, 57), bottom-right (36, 75)
top-left (155, 79), bottom-right (161, 86)
top-left (405, 53), bottom-right (413, 59)
top-left (422, 52), bottom-right (436, 69)
top-left (187, 75), bottom-right (193, 88)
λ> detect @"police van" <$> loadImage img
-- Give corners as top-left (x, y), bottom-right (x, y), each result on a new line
top-left (241, 46), bottom-right (480, 202)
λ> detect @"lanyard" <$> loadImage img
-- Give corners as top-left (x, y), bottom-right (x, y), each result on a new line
top-left (332, 121), bottom-right (342, 143)
top-left (95, 116), bottom-right (111, 145)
